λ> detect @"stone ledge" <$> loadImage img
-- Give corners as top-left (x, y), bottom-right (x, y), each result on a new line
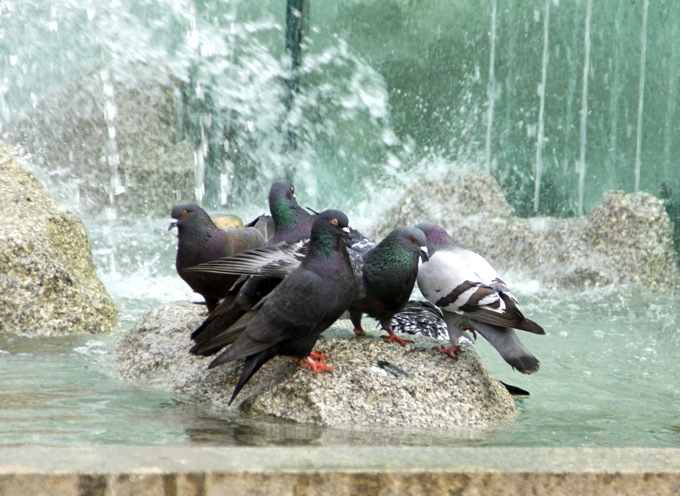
top-left (0, 447), bottom-right (678, 495)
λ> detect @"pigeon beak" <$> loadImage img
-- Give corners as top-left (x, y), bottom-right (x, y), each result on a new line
top-left (168, 219), bottom-right (178, 231)
top-left (419, 246), bottom-right (429, 262)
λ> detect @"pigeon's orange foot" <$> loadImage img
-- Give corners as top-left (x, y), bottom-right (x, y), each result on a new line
top-left (381, 328), bottom-right (413, 346)
top-left (309, 350), bottom-right (329, 360)
top-left (353, 326), bottom-right (366, 337)
top-left (434, 344), bottom-right (460, 358)
top-left (299, 356), bottom-right (335, 374)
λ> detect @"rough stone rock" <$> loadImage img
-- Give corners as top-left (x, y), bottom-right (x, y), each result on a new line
top-left (7, 65), bottom-right (195, 217)
top-left (113, 302), bottom-right (516, 430)
top-left (0, 141), bottom-right (118, 335)
top-left (371, 168), bottom-right (679, 290)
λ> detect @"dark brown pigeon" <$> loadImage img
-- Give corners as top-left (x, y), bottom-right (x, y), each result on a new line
top-left (169, 202), bottom-right (266, 312)
top-left (190, 180), bottom-right (315, 354)
top-left (203, 209), bottom-right (355, 404)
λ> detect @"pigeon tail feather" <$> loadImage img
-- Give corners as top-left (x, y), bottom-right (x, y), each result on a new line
top-left (472, 320), bottom-right (541, 374)
top-left (226, 349), bottom-right (275, 405)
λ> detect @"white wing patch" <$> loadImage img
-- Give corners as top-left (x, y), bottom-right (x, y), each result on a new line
top-left (417, 248), bottom-right (510, 315)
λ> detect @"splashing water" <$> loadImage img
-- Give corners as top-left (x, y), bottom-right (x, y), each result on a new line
top-left (1, 0), bottom-right (680, 448)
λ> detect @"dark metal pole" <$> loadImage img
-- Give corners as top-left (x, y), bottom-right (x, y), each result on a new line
top-left (283, 0), bottom-right (308, 162)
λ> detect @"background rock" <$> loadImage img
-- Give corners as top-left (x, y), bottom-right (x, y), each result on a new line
top-left (370, 168), bottom-right (679, 290)
top-left (7, 65), bottom-right (195, 217)
top-left (113, 302), bottom-right (516, 430)
top-left (0, 142), bottom-right (117, 335)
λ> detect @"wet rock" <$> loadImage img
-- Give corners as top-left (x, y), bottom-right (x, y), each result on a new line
top-left (0, 142), bottom-right (118, 335)
top-left (6, 65), bottom-right (194, 217)
top-left (113, 302), bottom-right (516, 430)
top-left (371, 168), bottom-right (679, 290)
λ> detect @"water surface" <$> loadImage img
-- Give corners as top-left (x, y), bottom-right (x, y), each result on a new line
top-left (1, 218), bottom-right (678, 448)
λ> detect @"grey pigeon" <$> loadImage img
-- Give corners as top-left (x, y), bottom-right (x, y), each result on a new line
top-left (202, 209), bottom-right (355, 404)
top-left (169, 202), bottom-right (266, 312)
top-left (415, 222), bottom-right (545, 374)
top-left (348, 226), bottom-right (429, 344)
top-left (191, 226), bottom-right (429, 346)
top-left (190, 180), bottom-right (315, 354)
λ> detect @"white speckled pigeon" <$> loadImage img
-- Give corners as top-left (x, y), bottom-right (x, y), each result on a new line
top-left (204, 210), bottom-right (355, 404)
top-left (169, 202), bottom-right (267, 312)
top-left (415, 222), bottom-right (545, 374)
top-left (391, 300), bottom-right (450, 341)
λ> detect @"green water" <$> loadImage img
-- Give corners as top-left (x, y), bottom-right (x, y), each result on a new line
top-left (1, 219), bottom-right (678, 448)
top-left (2, 0), bottom-right (680, 218)
top-left (1, 0), bottom-right (679, 447)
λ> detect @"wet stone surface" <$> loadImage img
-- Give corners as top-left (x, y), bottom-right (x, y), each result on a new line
top-left (113, 302), bottom-right (515, 429)
top-left (0, 141), bottom-right (117, 335)
top-left (370, 168), bottom-right (679, 290)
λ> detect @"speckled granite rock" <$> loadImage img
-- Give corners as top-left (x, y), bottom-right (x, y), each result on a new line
top-left (371, 168), bottom-right (679, 290)
top-left (113, 302), bottom-right (515, 429)
top-left (0, 142), bottom-right (117, 335)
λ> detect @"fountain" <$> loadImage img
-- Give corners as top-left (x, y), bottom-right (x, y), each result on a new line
top-left (1, 0), bottom-right (680, 492)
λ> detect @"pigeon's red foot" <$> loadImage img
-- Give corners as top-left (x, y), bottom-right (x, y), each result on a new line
top-left (353, 326), bottom-right (366, 337)
top-left (309, 350), bottom-right (329, 360)
top-left (434, 344), bottom-right (460, 358)
top-left (299, 356), bottom-right (335, 374)
top-left (381, 328), bottom-right (413, 346)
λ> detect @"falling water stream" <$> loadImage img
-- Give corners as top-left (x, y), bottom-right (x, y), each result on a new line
top-left (532, 0), bottom-right (549, 213)
top-left (634, 0), bottom-right (649, 193)
top-left (1, 0), bottom-right (679, 447)
top-left (576, 0), bottom-right (592, 216)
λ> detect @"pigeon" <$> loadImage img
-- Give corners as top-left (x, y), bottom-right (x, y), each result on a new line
top-left (190, 180), bottom-right (315, 354)
top-left (169, 202), bottom-right (267, 312)
top-left (347, 226), bottom-right (429, 344)
top-left (202, 209), bottom-right (355, 404)
top-left (391, 300), bottom-right (449, 341)
top-left (191, 226), bottom-right (429, 346)
top-left (266, 179), bottom-right (316, 244)
top-left (415, 222), bottom-right (545, 374)
top-left (212, 213), bottom-right (244, 229)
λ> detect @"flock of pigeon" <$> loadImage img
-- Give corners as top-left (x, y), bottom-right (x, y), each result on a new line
top-left (169, 180), bottom-right (545, 403)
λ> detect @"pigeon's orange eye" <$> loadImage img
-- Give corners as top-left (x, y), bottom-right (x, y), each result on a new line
top-left (330, 218), bottom-right (339, 226)
top-left (181, 210), bottom-right (190, 217)
top-left (409, 236), bottom-right (416, 243)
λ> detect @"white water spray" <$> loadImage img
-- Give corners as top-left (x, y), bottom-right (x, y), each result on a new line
top-left (99, 65), bottom-right (121, 221)
top-left (484, 0), bottom-right (497, 175)
top-left (533, 0), bottom-right (551, 213)
top-left (577, 0), bottom-right (592, 215)
top-left (634, 0), bottom-right (648, 192)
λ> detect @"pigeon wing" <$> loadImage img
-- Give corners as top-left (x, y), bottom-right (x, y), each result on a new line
top-left (185, 240), bottom-right (307, 278)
